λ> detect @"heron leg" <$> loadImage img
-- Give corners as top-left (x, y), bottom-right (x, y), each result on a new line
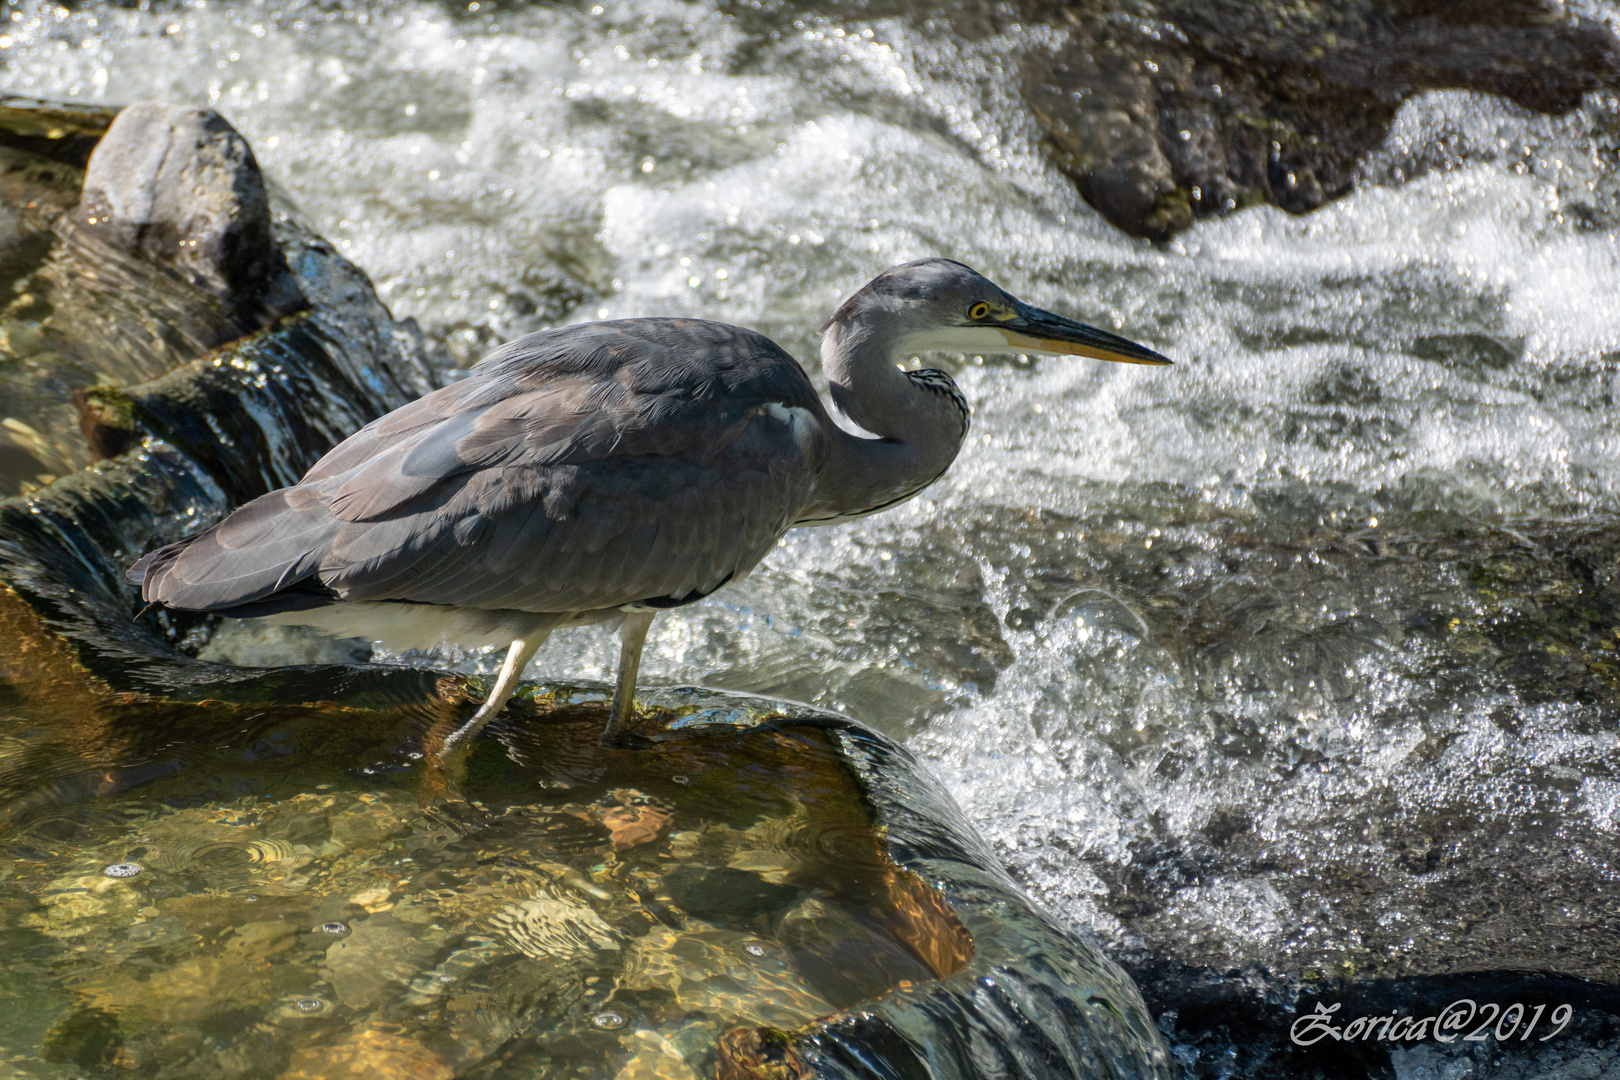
top-left (600, 611), bottom-right (655, 748)
top-left (440, 635), bottom-right (546, 756)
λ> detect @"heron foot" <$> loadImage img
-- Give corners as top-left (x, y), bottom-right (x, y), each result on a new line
top-left (436, 635), bottom-right (545, 760)
top-left (599, 611), bottom-right (656, 750)
top-left (598, 728), bottom-right (656, 750)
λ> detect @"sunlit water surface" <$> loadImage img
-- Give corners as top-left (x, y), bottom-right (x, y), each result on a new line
top-left (7, 0), bottom-right (1620, 994)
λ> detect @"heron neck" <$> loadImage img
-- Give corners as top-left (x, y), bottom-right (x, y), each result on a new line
top-left (798, 320), bottom-right (967, 524)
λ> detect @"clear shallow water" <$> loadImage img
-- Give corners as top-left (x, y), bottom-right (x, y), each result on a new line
top-left (0, 660), bottom-right (1023, 1078)
top-left (7, 0), bottom-right (1620, 997)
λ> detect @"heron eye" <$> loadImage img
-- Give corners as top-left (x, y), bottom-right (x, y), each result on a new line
top-left (968, 302), bottom-right (991, 320)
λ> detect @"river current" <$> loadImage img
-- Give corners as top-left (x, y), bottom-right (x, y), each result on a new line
top-left (6, 0), bottom-right (1620, 994)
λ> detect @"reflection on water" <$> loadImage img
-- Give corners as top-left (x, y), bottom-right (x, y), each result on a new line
top-left (3, 0), bottom-right (1620, 1039)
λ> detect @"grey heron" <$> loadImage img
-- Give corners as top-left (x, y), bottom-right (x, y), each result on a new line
top-left (129, 259), bottom-right (1171, 749)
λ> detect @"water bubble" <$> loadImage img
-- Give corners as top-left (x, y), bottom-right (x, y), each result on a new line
top-left (244, 895), bottom-right (259, 902)
top-left (590, 1010), bottom-right (627, 1030)
top-left (671, 775), bottom-right (690, 785)
top-left (103, 862), bottom-right (141, 878)
top-left (318, 922), bottom-right (349, 934)
top-left (294, 998), bottom-right (323, 1013)
top-left (438, 975), bottom-right (453, 983)
top-left (744, 943), bottom-right (766, 957)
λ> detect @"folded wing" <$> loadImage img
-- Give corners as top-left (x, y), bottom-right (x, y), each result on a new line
top-left (131, 320), bottom-right (827, 618)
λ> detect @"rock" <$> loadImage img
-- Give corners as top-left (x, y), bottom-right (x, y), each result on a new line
top-left (39, 1007), bottom-right (122, 1067)
top-left (280, 1026), bottom-right (454, 1080)
top-left (663, 865), bottom-right (800, 920)
top-left (0, 95), bottom-right (117, 168)
top-left (615, 1043), bottom-right (703, 1080)
top-left (69, 103), bottom-right (302, 323)
top-left (1022, 0), bottom-right (1620, 239)
top-left (718, 1027), bottom-right (811, 1080)
top-left (324, 914), bottom-right (439, 1010)
top-left (490, 888), bottom-right (624, 962)
top-left (949, 501), bottom-right (1620, 1077)
top-left (775, 897), bottom-right (938, 1010)
top-left (0, 579), bottom-right (1178, 1079)
top-left (0, 145), bottom-right (84, 250)
top-left (0, 97), bottom-right (435, 668)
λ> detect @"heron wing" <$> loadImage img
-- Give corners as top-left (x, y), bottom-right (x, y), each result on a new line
top-left (134, 320), bottom-right (827, 618)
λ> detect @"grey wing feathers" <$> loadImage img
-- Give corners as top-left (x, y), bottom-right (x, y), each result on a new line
top-left (130, 320), bottom-right (826, 619)
top-left (128, 486), bottom-right (341, 612)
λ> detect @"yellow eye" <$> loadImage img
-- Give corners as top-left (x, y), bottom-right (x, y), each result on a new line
top-left (968, 301), bottom-right (991, 320)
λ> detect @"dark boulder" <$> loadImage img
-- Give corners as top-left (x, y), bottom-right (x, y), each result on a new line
top-left (1023, 0), bottom-right (1620, 239)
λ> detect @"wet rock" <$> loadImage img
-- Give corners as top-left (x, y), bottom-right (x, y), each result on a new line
top-left (491, 888), bottom-right (625, 962)
top-left (1022, 0), bottom-right (1620, 239)
top-left (0, 589), bottom-right (1176, 1079)
top-left (68, 102), bottom-right (302, 331)
top-left (775, 897), bottom-right (938, 1010)
top-left (615, 1043), bottom-right (703, 1080)
top-left (0, 95), bottom-right (116, 169)
top-left (0, 146), bottom-right (83, 255)
top-left (324, 914), bottom-right (439, 1010)
top-left (281, 1026), bottom-right (454, 1080)
top-left (78, 311), bottom-right (430, 503)
top-left (38, 105), bottom-right (304, 387)
top-left (947, 501), bottom-right (1620, 1077)
top-left (603, 788), bottom-right (677, 849)
top-left (663, 865), bottom-right (800, 920)
top-left (0, 97), bottom-right (434, 671)
top-left (40, 1006), bottom-right (122, 1067)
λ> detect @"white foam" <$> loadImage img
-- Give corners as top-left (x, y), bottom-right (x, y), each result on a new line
top-left (14, 0), bottom-right (1620, 965)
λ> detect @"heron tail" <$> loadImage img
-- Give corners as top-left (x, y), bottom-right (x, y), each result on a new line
top-left (128, 486), bottom-right (341, 614)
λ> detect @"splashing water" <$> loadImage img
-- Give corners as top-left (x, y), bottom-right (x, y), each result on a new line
top-left (6, 0), bottom-right (1620, 989)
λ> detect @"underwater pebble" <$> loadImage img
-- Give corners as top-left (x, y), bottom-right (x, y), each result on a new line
top-left (590, 1010), bottom-right (627, 1031)
top-left (349, 886), bottom-right (394, 912)
top-left (103, 863), bottom-right (142, 878)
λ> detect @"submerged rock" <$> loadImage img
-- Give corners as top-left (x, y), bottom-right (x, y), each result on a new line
top-left (0, 590), bottom-right (1173, 1078)
top-left (1021, 0), bottom-right (1620, 239)
top-left (0, 94), bottom-right (115, 168)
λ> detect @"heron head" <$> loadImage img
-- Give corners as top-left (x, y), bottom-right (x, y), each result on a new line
top-left (821, 258), bottom-right (1172, 366)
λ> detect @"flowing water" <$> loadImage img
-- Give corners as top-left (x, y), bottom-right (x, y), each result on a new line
top-left (6, 0), bottom-right (1620, 1064)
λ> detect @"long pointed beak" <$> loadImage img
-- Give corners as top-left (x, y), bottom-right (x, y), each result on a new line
top-left (998, 303), bottom-right (1173, 366)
